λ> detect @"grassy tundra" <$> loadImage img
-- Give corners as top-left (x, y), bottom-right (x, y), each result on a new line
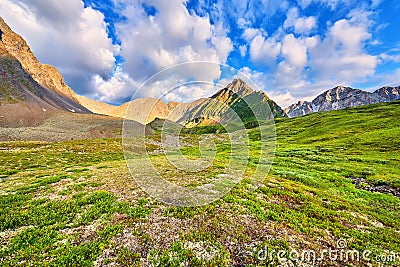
top-left (1, 101), bottom-right (399, 266)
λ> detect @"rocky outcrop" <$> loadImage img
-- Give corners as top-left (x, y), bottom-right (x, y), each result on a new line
top-left (0, 17), bottom-right (79, 101)
top-left (312, 86), bottom-right (380, 112)
top-left (284, 101), bottom-right (313, 118)
top-left (285, 86), bottom-right (400, 118)
top-left (372, 86), bottom-right (400, 101)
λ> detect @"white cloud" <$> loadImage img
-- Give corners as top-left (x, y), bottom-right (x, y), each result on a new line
top-left (164, 83), bottom-right (219, 103)
top-left (308, 12), bottom-right (379, 83)
top-left (371, 0), bottom-right (383, 8)
top-left (116, 0), bottom-right (232, 83)
top-left (243, 28), bottom-right (260, 41)
top-left (91, 66), bottom-right (139, 104)
top-left (239, 67), bottom-right (267, 91)
top-left (267, 91), bottom-right (300, 108)
top-left (249, 33), bottom-right (282, 66)
top-left (0, 0), bottom-right (116, 94)
top-left (237, 17), bottom-right (250, 29)
top-left (239, 45), bottom-right (247, 57)
top-left (283, 8), bottom-right (298, 29)
top-left (380, 53), bottom-right (400, 63)
top-left (294, 16), bottom-right (317, 34)
top-left (283, 8), bottom-right (316, 35)
top-left (297, 0), bottom-right (313, 9)
top-left (282, 34), bottom-right (308, 68)
top-left (240, 5), bottom-right (382, 107)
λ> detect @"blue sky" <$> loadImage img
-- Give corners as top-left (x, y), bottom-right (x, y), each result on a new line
top-left (0, 0), bottom-right (399, 107)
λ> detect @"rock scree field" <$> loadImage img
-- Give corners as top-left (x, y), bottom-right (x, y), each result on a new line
top-left (0, 100), bottom-right (399, 266)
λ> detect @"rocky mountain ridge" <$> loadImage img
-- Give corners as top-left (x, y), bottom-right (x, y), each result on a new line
top-left (78, 78), bottom-right (285, 126)
top-left (0, 17), bottom-right (80, 101)
top-left (0, 18), bottom-right (91, 127)
top-left (285, 86), bottom-right (400, 118)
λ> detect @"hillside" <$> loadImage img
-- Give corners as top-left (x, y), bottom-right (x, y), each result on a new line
top-left (0, 17), bottom-right (95, 127)
top-left (0, 48), bottom-right (90, 127)
top-left (1, 101), bottom-right (399, 266)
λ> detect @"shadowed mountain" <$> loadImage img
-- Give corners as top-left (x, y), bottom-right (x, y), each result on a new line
top-left (0, 17), bottom-right (81, 101)
top-left (0, 17), bottom-right (92, 127)
top-left (285, 86), bottom-right (400, 118)
top-left (0, 18), bottom-right (150, 139)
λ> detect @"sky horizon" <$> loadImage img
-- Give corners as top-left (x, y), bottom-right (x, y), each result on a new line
top-left (0, 0), bottom-right (399, 108)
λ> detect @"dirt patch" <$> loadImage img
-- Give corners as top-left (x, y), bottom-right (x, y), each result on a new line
top-left (345, 176), bottom-right (400, 198)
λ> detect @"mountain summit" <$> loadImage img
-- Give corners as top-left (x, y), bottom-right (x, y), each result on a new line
top-left (211, 78), bottom-right (255, 100)
top-left (175, 78), bottom-right (285, 127)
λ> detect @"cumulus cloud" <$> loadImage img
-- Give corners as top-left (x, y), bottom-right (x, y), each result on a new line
top-left (239, 45), bottom-right (247, 57)
top-left (91, 66), bottom-right (139, 104)
top-left (115, 0), bottom-right (232, 81)
top-left (241, 5), bottom-right (381, 105)
top-left (92, 66), bottom-right (218, 104)
top-left (283, 8), bottom-right (317, 34)
top-left (249, 31), bottom-right (282, 66)
top-left (282, 34), bottom-right (308, 68)
top-left (239, 67), bottom-right (268, 91)
top-left (89, 0), bottom-right (233, 102)
top-left (0, 0), bottom-right (116, 94)
top-left (308, 11), bottom-right (379, 83)
top-left (1, 0), bottom-right (393, 108)
top-left (243, 28), bottom-right (260, 42)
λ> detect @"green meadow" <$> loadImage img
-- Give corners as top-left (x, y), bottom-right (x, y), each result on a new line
top-left (1, 101), bottom-right (399, 266)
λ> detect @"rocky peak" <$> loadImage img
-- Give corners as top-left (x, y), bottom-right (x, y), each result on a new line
top-left (212, 78), bottom-right (255, 99)
top-left (372, 86), bottom-right (400, 101)
top-left (318, 86), bottom-right (360, 103)
top-left (0, 17), bottom-right (78, 101)
top-left (228, 78), bottom-right (255, 96)
top-left (210, 78), bottom-right (255, 106)
top-left (284, 101), bottom-right (313, 118)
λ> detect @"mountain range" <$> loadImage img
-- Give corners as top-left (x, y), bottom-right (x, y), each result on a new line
top-left (285, 85), bottom-right (400, 118)
top-left (0, 17), bottom-right (284, 128)
top-left (0, 17), bottom-right (399, 130)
